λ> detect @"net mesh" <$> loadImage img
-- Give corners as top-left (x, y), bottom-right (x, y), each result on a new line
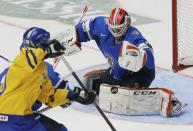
top-left (177, 0), bottom-right (193, 65)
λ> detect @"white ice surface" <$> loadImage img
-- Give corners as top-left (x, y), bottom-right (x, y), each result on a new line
top-left (0, 0), bottom-right (193, 130)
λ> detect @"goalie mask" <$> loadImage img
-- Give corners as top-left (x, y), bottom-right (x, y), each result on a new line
top-left (107, 8), bottom-right (131, 38)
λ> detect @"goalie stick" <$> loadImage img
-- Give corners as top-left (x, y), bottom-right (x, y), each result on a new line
top-left (37, 0), bottom-right (91, 113)
top-left (52, 0), bottom-right (91, 69)
top-left (38, 0), bottom-right (91, 113)
top-left (38, 0), bottom-right (91, 112)
top-left (39, 2), bottom-right (116, 130)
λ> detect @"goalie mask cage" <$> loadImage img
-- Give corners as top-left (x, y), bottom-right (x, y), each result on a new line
top-left (172, 0), bottom-right (193, 72)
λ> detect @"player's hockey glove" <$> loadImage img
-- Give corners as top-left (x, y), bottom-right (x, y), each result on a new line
top-left (67, 87), bottom-right (96, 105)
top-left (42, 39), bottom-right (65, 59)
top-left (32, 100), bottom-right (42, 111)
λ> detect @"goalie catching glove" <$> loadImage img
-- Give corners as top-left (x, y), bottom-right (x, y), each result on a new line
top-left (54, 26), bottom-right (81, 56)
top-left (118, 41), bottom-right (147, 72)
top-left (67, 87), bottom-right (96, 105)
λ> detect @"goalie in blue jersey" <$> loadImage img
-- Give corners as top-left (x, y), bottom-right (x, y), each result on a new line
top-left (0, 27), bottom-right (96, 131)
top-left (55, 8), bottom-right (186, 117)
top-left (56, 7), bottom-right (155, 92)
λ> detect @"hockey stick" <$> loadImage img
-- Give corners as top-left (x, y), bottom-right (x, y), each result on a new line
top-left (38, 56), bottom-right (116, 131)
top-left (39, 2), bottom-right (116, 130)
top-left (52, 0), bottom-right (91, 69)
top-left (0, 54), bottom-right (12, 63)
top-left (77, 0), bottom-right (90, 23)
top-left (37, 1), bottom-right (91, 113)
top-left (59, 56), bottom-right (116, 131)
top-left (36, 106), bottom-right (51, 114)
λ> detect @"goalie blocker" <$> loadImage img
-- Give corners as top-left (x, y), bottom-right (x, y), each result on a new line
top-left (99, 84), bottom-right (186, 117)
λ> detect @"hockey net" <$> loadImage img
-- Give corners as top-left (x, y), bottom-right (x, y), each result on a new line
top-left (172, 0), bottom-right (193, 72)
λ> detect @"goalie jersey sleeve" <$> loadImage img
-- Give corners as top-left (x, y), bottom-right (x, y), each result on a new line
top-left (0, 48), bottom-right (70, 115)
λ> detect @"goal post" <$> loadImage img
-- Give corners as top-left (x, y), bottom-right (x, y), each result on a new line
top-left (172, 0), bottom-right (193, 72)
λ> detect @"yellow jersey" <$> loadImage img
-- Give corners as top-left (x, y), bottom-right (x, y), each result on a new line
top-left (0, 48), bottom-right (70, 115)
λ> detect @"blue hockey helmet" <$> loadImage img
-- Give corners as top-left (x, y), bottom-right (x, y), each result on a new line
top-left (22, 27), bottom-right (50, 48)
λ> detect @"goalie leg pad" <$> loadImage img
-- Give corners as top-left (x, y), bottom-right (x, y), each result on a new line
top-left (82, 69), bottom-right (106, 94)
top-left (159, 90), bottom-right (187, 117)
top-left (99, 84), bottom-right (186, 117)
top-left (99, 84), bottom-right (161, 116)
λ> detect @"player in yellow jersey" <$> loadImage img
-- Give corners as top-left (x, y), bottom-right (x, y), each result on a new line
top-left (0, 27), bottom-right (96, 131)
